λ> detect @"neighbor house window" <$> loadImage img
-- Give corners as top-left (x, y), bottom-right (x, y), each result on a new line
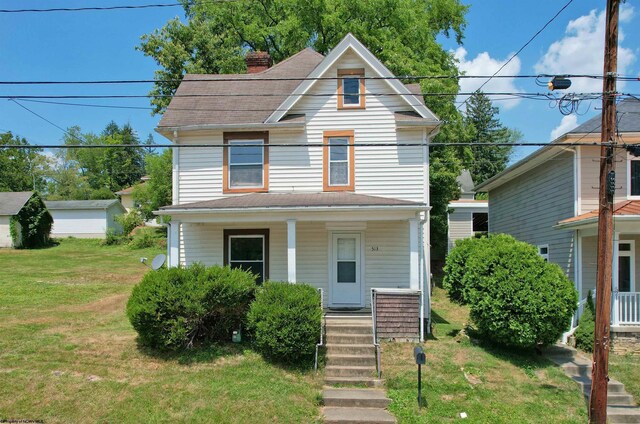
top-left (337, 69), bottom-right (365, 109)
top-left (323, 130), bottom-right (355, 191)
top-left (224, 229), bottom-right (269, 283)
top-left (630, 158), bottom-right (640, 198)
top-left (472, 212), bottom-right (488, 235)
top-left (223, 132), bottom-right (268, 193)
top-left (538, 245), bottom-right (549, 262)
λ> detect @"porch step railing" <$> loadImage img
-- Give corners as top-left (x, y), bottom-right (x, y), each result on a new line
top-left (616, 292), bottom-right (640, 325)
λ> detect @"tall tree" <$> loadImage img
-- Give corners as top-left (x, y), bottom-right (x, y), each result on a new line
top-left (463, 91), bottom-right (518, 185)
top-left (139, 0), bottom-right (468, 113)
top-left (0, 132), bottom-right (49, 192)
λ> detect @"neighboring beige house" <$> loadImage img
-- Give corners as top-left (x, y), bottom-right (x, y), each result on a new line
top-left (447, 170), bottom-right (488, 252)
top-left (476, 98), bottom-right (640, 348)
top-left (115, 175), bottom-right (150, 212)
top-left (155, 34), bottom-right (439, 330)
top-left (45, 200), bottom-right (125, 238)
top-left (0, 191), bottom-right (36, 248)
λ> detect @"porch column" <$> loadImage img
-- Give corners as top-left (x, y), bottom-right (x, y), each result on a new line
top-left (409, 218), bottom-right (419, 290)
top-left (612, 231), bottom-right (620, 326)
top-left (168, 220), bottom-right (180, 268)
top-left (287, 219), bottom-right (297, 283)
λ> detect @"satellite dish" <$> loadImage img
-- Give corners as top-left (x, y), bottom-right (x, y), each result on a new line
top-left (151, 254), bottom-right (166, 270)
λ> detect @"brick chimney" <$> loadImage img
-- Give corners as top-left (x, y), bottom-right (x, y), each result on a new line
top-left (245, 51), bottom-right (273, 74)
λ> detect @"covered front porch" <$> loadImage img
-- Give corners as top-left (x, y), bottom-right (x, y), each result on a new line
top-left (558, 201), bottom-right (640, 328)
top-left (157, 192), bottom-right (430, 313)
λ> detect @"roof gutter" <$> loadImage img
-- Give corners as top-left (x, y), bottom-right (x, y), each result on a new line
top-left (555, 215), bottom-right (640, 230)
top-left (156, 204), bottom-right (431, 216)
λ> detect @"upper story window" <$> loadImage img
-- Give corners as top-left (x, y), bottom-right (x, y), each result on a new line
top-left (337, 69), bottom-right (365, 110)
top-left (223, 132), bottom-right (269, 193)
top-left (629, 158), bottom-right (640, 198)
top-left (323, 130), bottom-right (355, 192)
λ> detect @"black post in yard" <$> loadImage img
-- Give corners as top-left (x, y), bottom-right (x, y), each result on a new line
top-left (418, 362), bottom-right (422, 408)
top-left (414, 345), bottom-right (426, 408)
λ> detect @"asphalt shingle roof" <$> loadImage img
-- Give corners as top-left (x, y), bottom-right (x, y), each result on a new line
top-left (569, 98), bottom-right (640, 134)
top-left (162, 192), bottom-right (424, 210)
top-left (45, 199), bottom-right (121, 210)
top-left (0, 191), bottom-right (33, 216)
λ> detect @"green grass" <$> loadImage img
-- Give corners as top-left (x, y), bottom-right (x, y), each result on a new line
top-left (382, 286), bottom-right (589, 423)
top-left (0, 238), bottom-right (322, 423)
top-left (606, 351), bottom-right (640, 401)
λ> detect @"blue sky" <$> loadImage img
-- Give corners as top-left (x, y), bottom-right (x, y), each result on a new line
top-left (1, 0), bottom-right (638, 163)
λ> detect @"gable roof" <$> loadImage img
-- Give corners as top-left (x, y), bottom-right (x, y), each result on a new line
top-left (157, 48), bottom-right (325, 131)
top-left (0, 191), bottom-right (34, 216)
top-left (569, 98), bottom-right (640, 134)
top-left (45, 199), bottom-right (123, 211)
top-left (267, 33), bottom-right (439, 124)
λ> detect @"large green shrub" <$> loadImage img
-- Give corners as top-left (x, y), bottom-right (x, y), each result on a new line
top-left (461, 235), bottom-right (577, 348)
top-left (247, 282), bottom-right (321, 365)
top-left (10, 193), bottom-right (52, 248)
top-left (443, 236), bottom-right (487, 304)
top-left (127, 264), bottom-right (257, 351)
top-left (574, 291), bottom-right (595, 352)
top-left (116, 210), bottom-right (143, 235)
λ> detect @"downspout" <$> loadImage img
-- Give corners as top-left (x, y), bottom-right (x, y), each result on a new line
top-left (172, 130), bottom-right (179, 205)
top-left (422, 128), bottom-right (432, 336)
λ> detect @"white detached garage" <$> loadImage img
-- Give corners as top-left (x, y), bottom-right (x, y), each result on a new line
top-left (45, 199), bottom-right (126, 238)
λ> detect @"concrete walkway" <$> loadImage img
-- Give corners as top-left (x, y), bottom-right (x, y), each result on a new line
top-left (545, 344), bottom-right (640, 423)
top-left (322, 316), bottom-right (396, 424)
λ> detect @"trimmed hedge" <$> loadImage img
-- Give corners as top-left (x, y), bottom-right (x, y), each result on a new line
top-left (247, 282), bottom-right (321, 365)
top-left (444, 234), bottom-right (577, 348)
top-left (574, 291), bottom-right (595, 352)
top-left (126, 264), bottom-right (257, 350)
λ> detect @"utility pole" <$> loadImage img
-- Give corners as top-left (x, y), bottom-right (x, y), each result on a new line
top-left (589, 0), bottom-right (619, 422)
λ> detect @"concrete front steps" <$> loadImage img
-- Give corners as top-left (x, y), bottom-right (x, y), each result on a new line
top-left (322, 316), bottom-right (396, 424)
top-left (546, 344), bottom-right (640, 423)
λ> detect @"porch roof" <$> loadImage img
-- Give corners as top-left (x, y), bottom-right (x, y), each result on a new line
top-left (158, 192), bottom-right (426, 215)
top-left (555, 200), bottom-right (640, 229)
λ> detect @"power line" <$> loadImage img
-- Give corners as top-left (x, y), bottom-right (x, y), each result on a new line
top-left (0, 1), bottom-right (232, 13)
top-left (1, 74), bottom-right (635, 85)
top-left (457, 0), bottom-right (575, 111)
top-left (9, 99), bottom-right (88, 145)
top-left (3, 91), bottom-right (629, 100)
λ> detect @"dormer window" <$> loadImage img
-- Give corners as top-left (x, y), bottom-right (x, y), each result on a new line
top-left (223, 131), bottom-right (269, 193)
top-left (337, 69), bottom-right (365, 109)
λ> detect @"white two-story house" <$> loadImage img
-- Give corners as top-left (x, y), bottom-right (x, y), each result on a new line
top-left (155, 34), bottom-right (439, 325)
top-left (476, 98), bottom-right (640, 351)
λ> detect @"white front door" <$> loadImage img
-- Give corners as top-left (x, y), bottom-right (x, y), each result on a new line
top-left (330, 233), bottom-right (363, 307)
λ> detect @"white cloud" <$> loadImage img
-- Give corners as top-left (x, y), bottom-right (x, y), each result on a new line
top-left (454, 47), bottom-right (523, 110)
top-left (534, 6), bottom-right (636, 94)
top-left (550, 114), bottom-right (579, 141)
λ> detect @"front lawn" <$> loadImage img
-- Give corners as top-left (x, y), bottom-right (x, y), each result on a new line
top-left (382, 286), bottom-right (589, 423)
top-left (0, 239), bottom-right (321, 423)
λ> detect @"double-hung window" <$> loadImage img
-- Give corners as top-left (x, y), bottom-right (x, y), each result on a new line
top-left (630, 157), bottom-right (640, 198)
top-left (223, 132), bottom-right (268, 193)
top-left (224, 229), bottom-right (269, 284)
top-left (337, 69), bottom-right (365, 109)
top-left (323, 130), bottom-right (355, 191)
top-left (538, 245), bottom-right (549, 262)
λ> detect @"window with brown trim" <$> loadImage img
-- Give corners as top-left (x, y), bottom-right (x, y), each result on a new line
top-left (323, 130), bottom-right (355, 192)
top-left (223, 229), bottom-right (269, 283)
top-left (337, 68), bottom-right (365, 109)
top-left (223, 131), bottom-right (269, 193)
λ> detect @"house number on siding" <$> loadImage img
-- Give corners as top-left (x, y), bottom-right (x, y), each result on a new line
top-left (370, 246), bottom-right (380, 252)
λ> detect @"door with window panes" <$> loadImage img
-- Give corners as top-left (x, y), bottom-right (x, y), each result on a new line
top-left (330, 233), bottom-right (362, 307)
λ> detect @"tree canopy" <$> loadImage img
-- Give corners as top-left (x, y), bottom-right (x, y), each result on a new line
top-left (0, 132), bottom-right (48, 192)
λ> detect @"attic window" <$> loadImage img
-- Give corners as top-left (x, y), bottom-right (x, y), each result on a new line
top-left (337, 69), bottom-right (365, 109)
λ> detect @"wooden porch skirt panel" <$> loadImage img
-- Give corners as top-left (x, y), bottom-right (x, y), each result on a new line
top-left (375, 292), bottom-right (420, 342)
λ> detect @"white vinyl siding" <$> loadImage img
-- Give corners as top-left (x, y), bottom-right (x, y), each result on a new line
top-left (179, 220), bottom-right (412, 307)
top-left (447, 205), bottom-right (488, 252)
top-left (49, 205), bottom-right (124, 238)
top-left (0, 216), bottom-right (12, 248)
top-left (489, 150), bottom-right (576, 281)
top-left (174, 51), bottom-right (427, 204)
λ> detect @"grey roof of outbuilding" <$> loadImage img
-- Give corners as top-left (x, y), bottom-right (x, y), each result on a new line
top-left (0, 191), bottom-right (34, 216)
top-left (45, 199), bottom-right (122, 210)
top-left (457, 170), bottom-right (475, 195)
top-left (161, 192), bottom-right (424, 211)
top-left (569, 98), bottom-right (640, 134)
